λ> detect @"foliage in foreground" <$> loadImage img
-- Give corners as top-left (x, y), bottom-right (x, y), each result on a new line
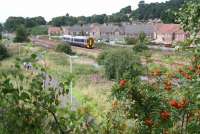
top-left (0, 54), bottom-right (98, 134)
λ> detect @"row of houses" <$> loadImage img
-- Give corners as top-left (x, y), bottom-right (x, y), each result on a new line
top-left (48, 23), bottom-right (188, 45)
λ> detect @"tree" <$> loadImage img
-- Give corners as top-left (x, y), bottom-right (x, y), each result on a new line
top-left (97, 48), bottom-right (143, 80)
top-left (0, 43), bottom-right (9, 60)
top-left (120, 6), bottom-right (132, 14)
top-left (29, 25), bottom-right (48, 35)
top-left (132, 0), bottom-right (187, 22)
top-left (14, 25), bottom-right (29, 42)
top-left (4, 17), bottom-right (25, 32)
top-left (176, 0), bottom-right (200, 36)
top-left (0, 23), bottom-right (3, 40)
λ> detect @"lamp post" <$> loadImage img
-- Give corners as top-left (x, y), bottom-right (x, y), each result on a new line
top-left (66, 55), bottom-right (78, 104)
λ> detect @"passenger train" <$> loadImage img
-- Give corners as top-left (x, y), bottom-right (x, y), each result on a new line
top-left (63, 35), bottom-right (95, 49)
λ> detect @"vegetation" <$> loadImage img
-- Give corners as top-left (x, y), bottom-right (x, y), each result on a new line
top-left (109, 1), bottom-right (200, 133)
top-left (14, 25), bottom-right (29, 43)
top-left (4, 16), bottom-right (46, 32)
top-left (55, 43), bottom-right (73, 55)
top-left (0, 0), bottom-right (200, 134)
top-left (124, 37), bottom-right (137, 45)
top-left (48, 0), bottom-right (189, 25)
top-left (0, 23), bottom-right (3, 40)
top-left (29, 25), bottom-right (48, 35)
top-left (0, 43), bottom-right (9, 60)
top-left (2, 0), bottom-right (190, 29)
top-left (97, 48), bottom-right (142, 80)
top-left (133, 32), bottom-right (149, 52)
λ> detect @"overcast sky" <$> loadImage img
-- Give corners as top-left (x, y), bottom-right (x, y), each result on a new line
top-left (0, 0), bottom-right (168, 22)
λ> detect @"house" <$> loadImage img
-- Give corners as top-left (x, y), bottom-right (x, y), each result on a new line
top-left (123, 24), bottom-right (154, 39)
top-left (153, 24), bottom-right (188, 45)
top-left (48, 27), bottom-right (63, 36)
top-left (90, 23), bottom-right (155, 41)
top-left (62, 25), bottom-right (91, 36)
top-left (90, 24), bottom-right (124, 41)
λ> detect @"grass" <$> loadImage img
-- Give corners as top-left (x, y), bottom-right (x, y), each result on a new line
top-left (1, 42), bottom-right (191, 121)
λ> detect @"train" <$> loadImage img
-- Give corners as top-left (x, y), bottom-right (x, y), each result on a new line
top-left (63, 35), bottom-right (95, 49)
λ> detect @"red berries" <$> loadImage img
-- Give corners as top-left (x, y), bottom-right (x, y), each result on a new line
top-left (119, 80), bottom-right (127, 87)
top-left (160, 111), bottom-right (170, 120)
top-left (178, 69), bottom-right (192, 80)
top-left (144, 118), bottom-right (153, 127)
top-left (169, 99), bottom-right (188, 109)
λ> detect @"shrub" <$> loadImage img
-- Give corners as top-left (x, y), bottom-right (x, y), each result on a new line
top-left (0, 43), bottom-right (9, 60)
top-left (97, 48), bottom-right (143, 80)
top-left (29, 25), bottom-right (48, 35)
top-left (55, 43), bottom-right (73, 55)
top-left (14, 25), bottom-right (29, 42)
top-left (125, 37), bottom-right (137, 45)
top-left (131, 32), bottom-right (149, 53)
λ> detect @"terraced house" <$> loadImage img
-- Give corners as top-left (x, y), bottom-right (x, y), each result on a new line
top-left (48, 23), bottom-right (188, 45)
top-left (153, 24), bottom-right (188, 46)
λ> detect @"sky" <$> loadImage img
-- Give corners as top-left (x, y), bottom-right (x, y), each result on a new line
top-left (0, 0), bottom-right (168, 22)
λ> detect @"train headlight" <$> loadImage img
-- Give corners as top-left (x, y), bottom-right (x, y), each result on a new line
top-left (87, 38), bottom-right (94, 48)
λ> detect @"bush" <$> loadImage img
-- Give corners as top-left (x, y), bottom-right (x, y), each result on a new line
top-left (29, 25), bottom-right (48, 35)
top-left (14, 25), bottom-right (29, 43)
top-left (55, 43), bottom-right (73, 55)
top-left (133, 32), bottom-right (149, 53)
top-left (125, 37), bottom-right (137, 45)
top-left (97, 48), bottom-right (142, 80)
top-left (0, 43), bottom-right (9, 60)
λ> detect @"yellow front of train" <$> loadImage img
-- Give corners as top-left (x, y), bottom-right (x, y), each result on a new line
top-left (86, 37), bottom-right (95, 49)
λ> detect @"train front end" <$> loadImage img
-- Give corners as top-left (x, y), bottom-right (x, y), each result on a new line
top-left (86, 37), bottom-right (95, 49)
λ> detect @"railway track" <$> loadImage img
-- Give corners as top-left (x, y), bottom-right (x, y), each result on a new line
top-left (31, 37), bottom-right (102, 52)
top-left (31, 37), bottom-right (189, 68)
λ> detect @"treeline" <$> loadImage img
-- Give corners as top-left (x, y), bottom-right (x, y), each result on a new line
top-left (49, 6), bottom-right (131, 26)
top-left (132, 0), bottom-right (188, 23)
top-left (0, 0), bottom-right (189, 32)
top-left (49, 0), bottom-right (188, 26)
top-left (4, 16), bottom-right (46, 32)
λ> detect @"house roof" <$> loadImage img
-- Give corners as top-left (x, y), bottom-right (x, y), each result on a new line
top-left (48, 27), bottom-right (62, 33)
top-left (62, 25), bottom-right (92, 32)
top-left (155, 24), bottom-right (185, 34)
top-left (123, 24), bottom-right (154, 34)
